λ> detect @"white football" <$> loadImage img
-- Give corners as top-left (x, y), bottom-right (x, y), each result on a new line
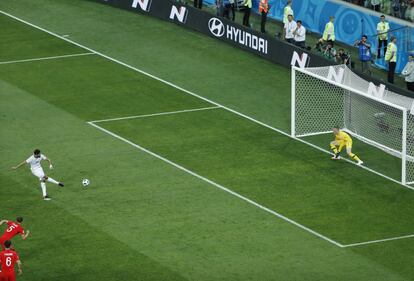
top-left (82, 179), bottom-right (90, 187)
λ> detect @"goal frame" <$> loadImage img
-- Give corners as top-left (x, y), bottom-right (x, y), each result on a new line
top-left (291, 66), bottom-right (409, 185)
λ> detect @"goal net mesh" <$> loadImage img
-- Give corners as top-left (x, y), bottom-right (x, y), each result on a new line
top-left (292, 65), bottom-right (414, 184)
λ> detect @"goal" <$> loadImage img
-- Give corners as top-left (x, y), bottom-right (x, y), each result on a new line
top-left (291, 65), bottom-right (414, 185)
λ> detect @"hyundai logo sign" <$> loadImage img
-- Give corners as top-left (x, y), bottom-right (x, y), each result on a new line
top-left (208, 18), bottom-right (225, 37)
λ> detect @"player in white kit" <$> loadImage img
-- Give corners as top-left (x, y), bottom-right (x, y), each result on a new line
top-left (12, 149), bottom-right (64, 200)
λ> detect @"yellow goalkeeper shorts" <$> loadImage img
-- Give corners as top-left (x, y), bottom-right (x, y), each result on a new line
top-left (338, 140), bottom-right (352, 151)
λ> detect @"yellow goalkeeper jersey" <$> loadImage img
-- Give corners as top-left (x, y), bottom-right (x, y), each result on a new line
top-left (335, 130), bottom-right (352, 142)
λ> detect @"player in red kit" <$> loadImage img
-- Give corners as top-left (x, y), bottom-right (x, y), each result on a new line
top-left (0, 240), bottom-right (22, 281)
top-left (0, 218), bottom-right (30, 250)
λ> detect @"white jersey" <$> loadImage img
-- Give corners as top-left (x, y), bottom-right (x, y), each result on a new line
top-left (284, 20), bottom-right (297, 39)
top-left (294, 25), bottom-right (306, 42)
top-left (26, 154), bottom-right (47, 170)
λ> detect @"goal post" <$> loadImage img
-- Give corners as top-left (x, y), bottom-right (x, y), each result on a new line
top-left (291, 65), bottom-right (412, 185)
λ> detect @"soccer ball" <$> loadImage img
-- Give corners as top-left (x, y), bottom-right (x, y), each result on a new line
top-left (82, 179), bottom-right (90, 187)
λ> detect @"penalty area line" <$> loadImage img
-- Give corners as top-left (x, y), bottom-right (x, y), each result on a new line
top-left (89, 106), bottom-right (222, 123)
top-left (0, 52), bottom-right (95, 65)
top-left (87, 121), bottom-right (345, 248)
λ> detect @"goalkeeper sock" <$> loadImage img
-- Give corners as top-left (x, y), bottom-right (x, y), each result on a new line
top-left (349, 153), bottom-right (361, 162)
top-left (330, 144), bottom-right (338, 154)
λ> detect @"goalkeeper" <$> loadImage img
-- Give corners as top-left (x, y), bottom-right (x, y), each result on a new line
top-left (330, 127), bottom-right (363, 165)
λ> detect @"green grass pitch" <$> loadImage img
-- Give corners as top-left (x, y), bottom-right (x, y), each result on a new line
top-left (1, 0), bottom-right (414, 280)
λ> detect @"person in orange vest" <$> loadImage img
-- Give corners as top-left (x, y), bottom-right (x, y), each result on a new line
top-left (259, 0), bottom-right (269, 33)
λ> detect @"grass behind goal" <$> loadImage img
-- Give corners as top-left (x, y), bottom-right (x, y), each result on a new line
top-left (1, 1), bottom-right (414, 280)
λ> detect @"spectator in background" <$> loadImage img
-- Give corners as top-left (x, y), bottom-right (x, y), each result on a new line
top-left (259, 0), bottom-right (269, 33)
top-left (216, 0), bottom-right (223, 16)
top-left (283, 14), bottom-right (297, 44)
top-left (381, 0), bottom-right (391, 15)
top-left (354, 35), bottom-right (372, 75)
top-left (283, 0), bottom-right (294, 25)
top-left (402, 55), bottom-right (414, 91)
top-left (385, 36), bottom-right (398, 83)
top-left (243, 0), bottom-right (252, 27)
top-left (336, 49), bottom-right (350, 66)
top-left (229, 0), bottom-right (236, 21)
top-left (392, 0), bottom-right (402, 18)
top-left (293, 20), bottom-right (306, 48)
top-left (406, 2), bottom-right (414, 21)
top-left (194, 0), bottom-right (203, 9)
top-left (371, 0), bottom-right (381, 11)
top-left (222, 0), bottom-right (235, 20)
top-left (223, 0), bottom-right (232, 19)
top-left (377, 15), bottom-right (390, 59)
top-left (344, 0), bottom-right (414, 22)
top-left (401, 0), bottom-right (409, 19)
top-left (323, 43), bottom-right (337, 60)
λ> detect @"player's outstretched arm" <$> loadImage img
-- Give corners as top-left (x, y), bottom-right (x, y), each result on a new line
top-left (22, 230), bottom-right (30, 240)
top-left (12, 161), bottom-right (26, 170)
top-left (0, 220), bottom-right (8, 226)
top-left (17, 259), bottom-right (22, 275)
top-left (45, 157), bottom-right (53, 170)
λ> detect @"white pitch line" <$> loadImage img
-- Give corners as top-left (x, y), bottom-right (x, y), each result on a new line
top-left (3, 10), bottom-right (414, 247)
top-left (88, 121), bottom-right (345, 248)
top-left (0, 52), bottom-right (95, 65)
top-left (89, 106), bottom-right (221, 123)
top-left (1, 9), bottom-right (409, 191)
top-left (343, 234), bottom-right (414, 248)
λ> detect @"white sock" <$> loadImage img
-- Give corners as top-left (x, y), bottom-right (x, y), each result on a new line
top-left (40, 182), bottom-right (47, 197)
top-left (47, 177), bottom-right (59, 185)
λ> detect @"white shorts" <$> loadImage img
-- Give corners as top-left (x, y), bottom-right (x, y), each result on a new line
top-left (31, 167), bottom-right (45, 180)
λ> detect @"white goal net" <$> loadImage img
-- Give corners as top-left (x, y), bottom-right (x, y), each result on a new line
top-left (291, 65), bottom-right (414, 185)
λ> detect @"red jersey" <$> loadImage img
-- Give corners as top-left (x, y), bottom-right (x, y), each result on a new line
top-left (1, 222), bottom-right (24, 241)
top-left (0, 249), bottom-right (19, 273)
